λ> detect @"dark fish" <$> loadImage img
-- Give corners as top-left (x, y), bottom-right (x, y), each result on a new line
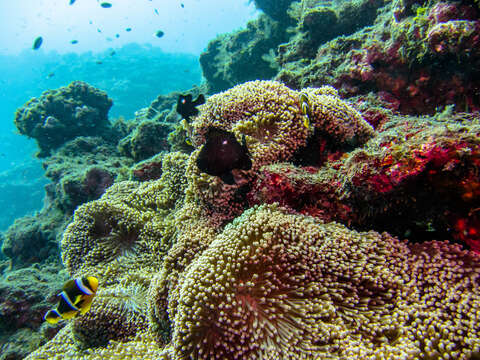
top-left (70, 39), bottom-right (78, 44)
top-left (125, 27), bottom-right (131, 32)
top-left (69, 0), bottom-right (76, 4)
top-left (47, 72), bottom-right (55, 78)
top-left (110, 50), bottom-right (116, 56)
top-left (96, 60), bottom-right (103, 64)
top-left (181, 3), bottom-right (184, 8)
top-left (100, 2), bottom-right (112, 8)
top-left (44, 276), bottom-right (98, 324)
top-left (32, 36), bottom-right (43, 50)
top-left (115, 33), bottom-right (120, 38)
top-left (176, 93), bottom-right (205, 121)
top-left (196, 127), bottom-right (252, 185)
top-left (155, 30), bottom-right (164, 38)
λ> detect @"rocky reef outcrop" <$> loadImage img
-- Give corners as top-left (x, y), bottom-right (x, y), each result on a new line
top-left (199, 15), bottom-right (290, 93)
top-left (199, 0), bottom-right (480, 115)
top-left (14, 81), bottom-right (116, 157)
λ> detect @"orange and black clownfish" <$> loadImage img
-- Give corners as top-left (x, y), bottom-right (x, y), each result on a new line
top-left (44, 276), bottom-right (98, 324)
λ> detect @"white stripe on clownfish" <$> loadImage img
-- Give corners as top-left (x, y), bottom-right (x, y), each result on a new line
top-left (60, 291), bottom-right (80, 311)
top-left (75, 278), bottom-right (94, 295)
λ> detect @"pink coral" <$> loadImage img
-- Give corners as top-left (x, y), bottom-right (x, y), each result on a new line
top-left (427, 20), bottom-right (480, 56)
top-left (247, 115), bottom-right (480, 252)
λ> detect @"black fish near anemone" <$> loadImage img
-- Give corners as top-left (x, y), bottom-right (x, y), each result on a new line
top-left (196, 127), bottom-right (252, 185)
top-left (176, 93), bottom-right (205, 121)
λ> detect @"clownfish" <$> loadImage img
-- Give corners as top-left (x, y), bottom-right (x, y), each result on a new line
top-left (299, 92), bottom-right (313, 130)
top-left (44, 276), bottom-right (98, 324)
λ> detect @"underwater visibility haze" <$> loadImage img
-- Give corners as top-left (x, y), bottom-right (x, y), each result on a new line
top-left (1, 0), bottom-right (480, 359)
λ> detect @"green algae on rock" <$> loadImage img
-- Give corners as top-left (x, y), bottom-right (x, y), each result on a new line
top-left (199, 15), bottom-right (290, 93)
top-left (14, 81), bottom-right (115, 157)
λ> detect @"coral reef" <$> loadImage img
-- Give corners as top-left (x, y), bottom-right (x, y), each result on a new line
top-left (117, 85), bottom-right (206, 158)
top-left (250, 113), bottom-right (480, 251)
top-left (187, 80), bottom-right (373, 223)
top-left (23, 78), bottom-right (480, 359)
top-left (26, 202), bottom-right (480, 359)
top-left (1, 205), bottom-right (68, 269)
top-left (131, 153), bottom-right (164, 182)
top-left (168, 204), bottom-right (480, 359)
top-left (0, 263), bottom-right (68, 360)
top-left (279, 0), bottom-right (385, 64)
top-left (252, 0), bottom-right (296, 22)
top-left (197, 0), bottom-right (480, 114)
top-left (71, 276), bottom-right (150, 349)
top-left (61, 152), bottom-right (188, 276)
top-left (42, 136), bottom-right (133, 214)
top-left (118, 120), bottom-right (173, 161)
top-left (199, 15), bottom-right (289, 93)
top-left (14, 81), bottom-right (116, 157)
top-left (7, 2), bottom-right (480, 356)
top-left (192, 80), bottom-right (373, 168)
top-left (275, 0), bottom-right (480, 114)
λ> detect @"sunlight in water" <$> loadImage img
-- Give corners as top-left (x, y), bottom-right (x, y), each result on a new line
top-left (0, 0), bottom-right (258, 55)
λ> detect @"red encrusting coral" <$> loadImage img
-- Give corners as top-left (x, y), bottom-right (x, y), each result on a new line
top-left (451, 211), bottom-right (480, 254)
top-left (352, 140), bottom-right (475, 194)
top-left (248, 164), bottom-right (353, 225)
top-left (249, 115), bottom-right (480, 252)
top-left (311, 1), bottom-right (480, 115)
top-left (132, 161), bottom-right (163, 181)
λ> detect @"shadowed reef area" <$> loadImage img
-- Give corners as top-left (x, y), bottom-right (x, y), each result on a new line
top-left (1, 0), bottom-right (480, 359)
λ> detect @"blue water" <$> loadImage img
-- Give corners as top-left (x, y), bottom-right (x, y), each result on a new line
top-left (0, 44), bottom-right (203, 230)
top-left (0, 0), bottom-right (257, 231)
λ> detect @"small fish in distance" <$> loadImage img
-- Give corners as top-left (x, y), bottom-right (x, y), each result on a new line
top-left (70, 40), bottom-right (78, 44)
top-left (69, 0), bottom-right (76, 4)
top-left (125, 27), bottom-right (131, 32)
top-left (100, 2), bottom-right (112, 8)
top-left (176, 93), bottom-right (205, 121)
top-left (196, 127), bottom-right (252, 185)
top-left (155, 30), bottom-right (164, 38)
top-left (32, 36), bottom-right (43, 50)
top-left (44, 276), bottom-right (98, 324)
